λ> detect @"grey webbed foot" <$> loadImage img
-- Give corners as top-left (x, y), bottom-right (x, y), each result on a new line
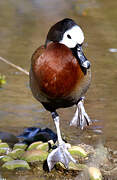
top-left (70, 97), bottom-right (92, 129)
top-left (48, 111), bottom-right (77, 171)
top-left (47, 143), bottom-right (77, 171)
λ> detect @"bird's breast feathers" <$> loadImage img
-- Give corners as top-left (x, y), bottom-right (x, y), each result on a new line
top-left (32, 43), bottom-right (84, 98)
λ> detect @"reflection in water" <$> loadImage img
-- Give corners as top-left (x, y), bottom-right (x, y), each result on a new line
top-left (0, 0), bottom-right (117, 174)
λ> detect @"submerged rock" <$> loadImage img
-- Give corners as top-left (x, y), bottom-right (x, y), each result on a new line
top-left (0, 132), bottom-right (18, 146)
top-left (2, 160), bottom-right (30, 170)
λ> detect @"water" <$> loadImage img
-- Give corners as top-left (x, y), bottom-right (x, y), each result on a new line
top-left (0, 0), bottom-right (117, 179)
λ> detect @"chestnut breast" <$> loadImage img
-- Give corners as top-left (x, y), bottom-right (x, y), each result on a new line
top-left (31, 43), bottom-right (84, 98)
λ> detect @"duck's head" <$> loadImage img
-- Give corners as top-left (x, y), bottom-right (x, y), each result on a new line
top-left (45, 18), bottom-right (90, 69)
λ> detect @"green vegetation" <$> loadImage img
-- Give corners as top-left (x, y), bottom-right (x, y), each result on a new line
top-left (0, 74), bottom-right (6, 88)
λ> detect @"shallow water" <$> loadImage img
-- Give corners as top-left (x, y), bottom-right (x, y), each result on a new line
top-left (0, 0), bottom-right (117, 179)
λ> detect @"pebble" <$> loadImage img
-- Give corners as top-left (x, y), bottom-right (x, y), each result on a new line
top-left (88, 167), bottom-right (102, 180)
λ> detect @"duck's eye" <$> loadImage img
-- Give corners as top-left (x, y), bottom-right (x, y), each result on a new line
top-left (67, 34), bottom-right (71, 39)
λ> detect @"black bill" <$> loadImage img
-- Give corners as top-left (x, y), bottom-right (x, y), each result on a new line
top-left (77, 45), bottom-right (90, 69)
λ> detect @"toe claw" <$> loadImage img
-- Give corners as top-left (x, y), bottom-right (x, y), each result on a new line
top-left (70, 98), bottom-right (92, 129)
top-left (47, 145), bottom-right (77, 171)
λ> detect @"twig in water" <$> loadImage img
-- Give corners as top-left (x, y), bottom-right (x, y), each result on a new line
top-left (0, 56), bottom-right (29, 76)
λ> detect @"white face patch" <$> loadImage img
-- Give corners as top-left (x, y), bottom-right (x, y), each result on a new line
top-left (59, 25), bottom-right (84, 48)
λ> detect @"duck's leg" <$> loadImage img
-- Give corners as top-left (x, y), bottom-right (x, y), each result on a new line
top-left (47, 111), bottom-right (77, 171)
top-left (70, 97), bottom-right (92, 129)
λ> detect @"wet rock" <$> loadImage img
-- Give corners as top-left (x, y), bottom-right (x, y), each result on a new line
top-left (8, 149), bottom-right (25, 159)
top-left (0, 148), bottom-right (10, 155)
top-left (17, 127), bottom-right (41, 142)
top-left (13, 143), bottom-right (27, 150)
top-left (40, 128), bottom-right (57, 143)
top-left (2, 160), bottom-right (30, 170)
top-left (0, 142), bottom-right (9, 148)
top-left (24, 127), bottom-right (41, 133)
top-left (69, 162), bottom-right (86, 171)
top-left (88, 167), bottom-right (102, 180)
top-left (56, 161), bottom-right (86, 171)
top-left (0, 132), bottom-right (19, 146)
top-left (21, 149), bottom-right (48, 162)
top-left (68, 146), bottom-right (87, 158)
top-left (33, 131), bottom-right (52, 142)
top-left (36, 142), bottom-right (49, 152)
top-left (27, 141), bottom-right (43, 151)
top-left (18, 127), bottom-right (57, 145)
top-left (0, 155), bottom-right (14, 163)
